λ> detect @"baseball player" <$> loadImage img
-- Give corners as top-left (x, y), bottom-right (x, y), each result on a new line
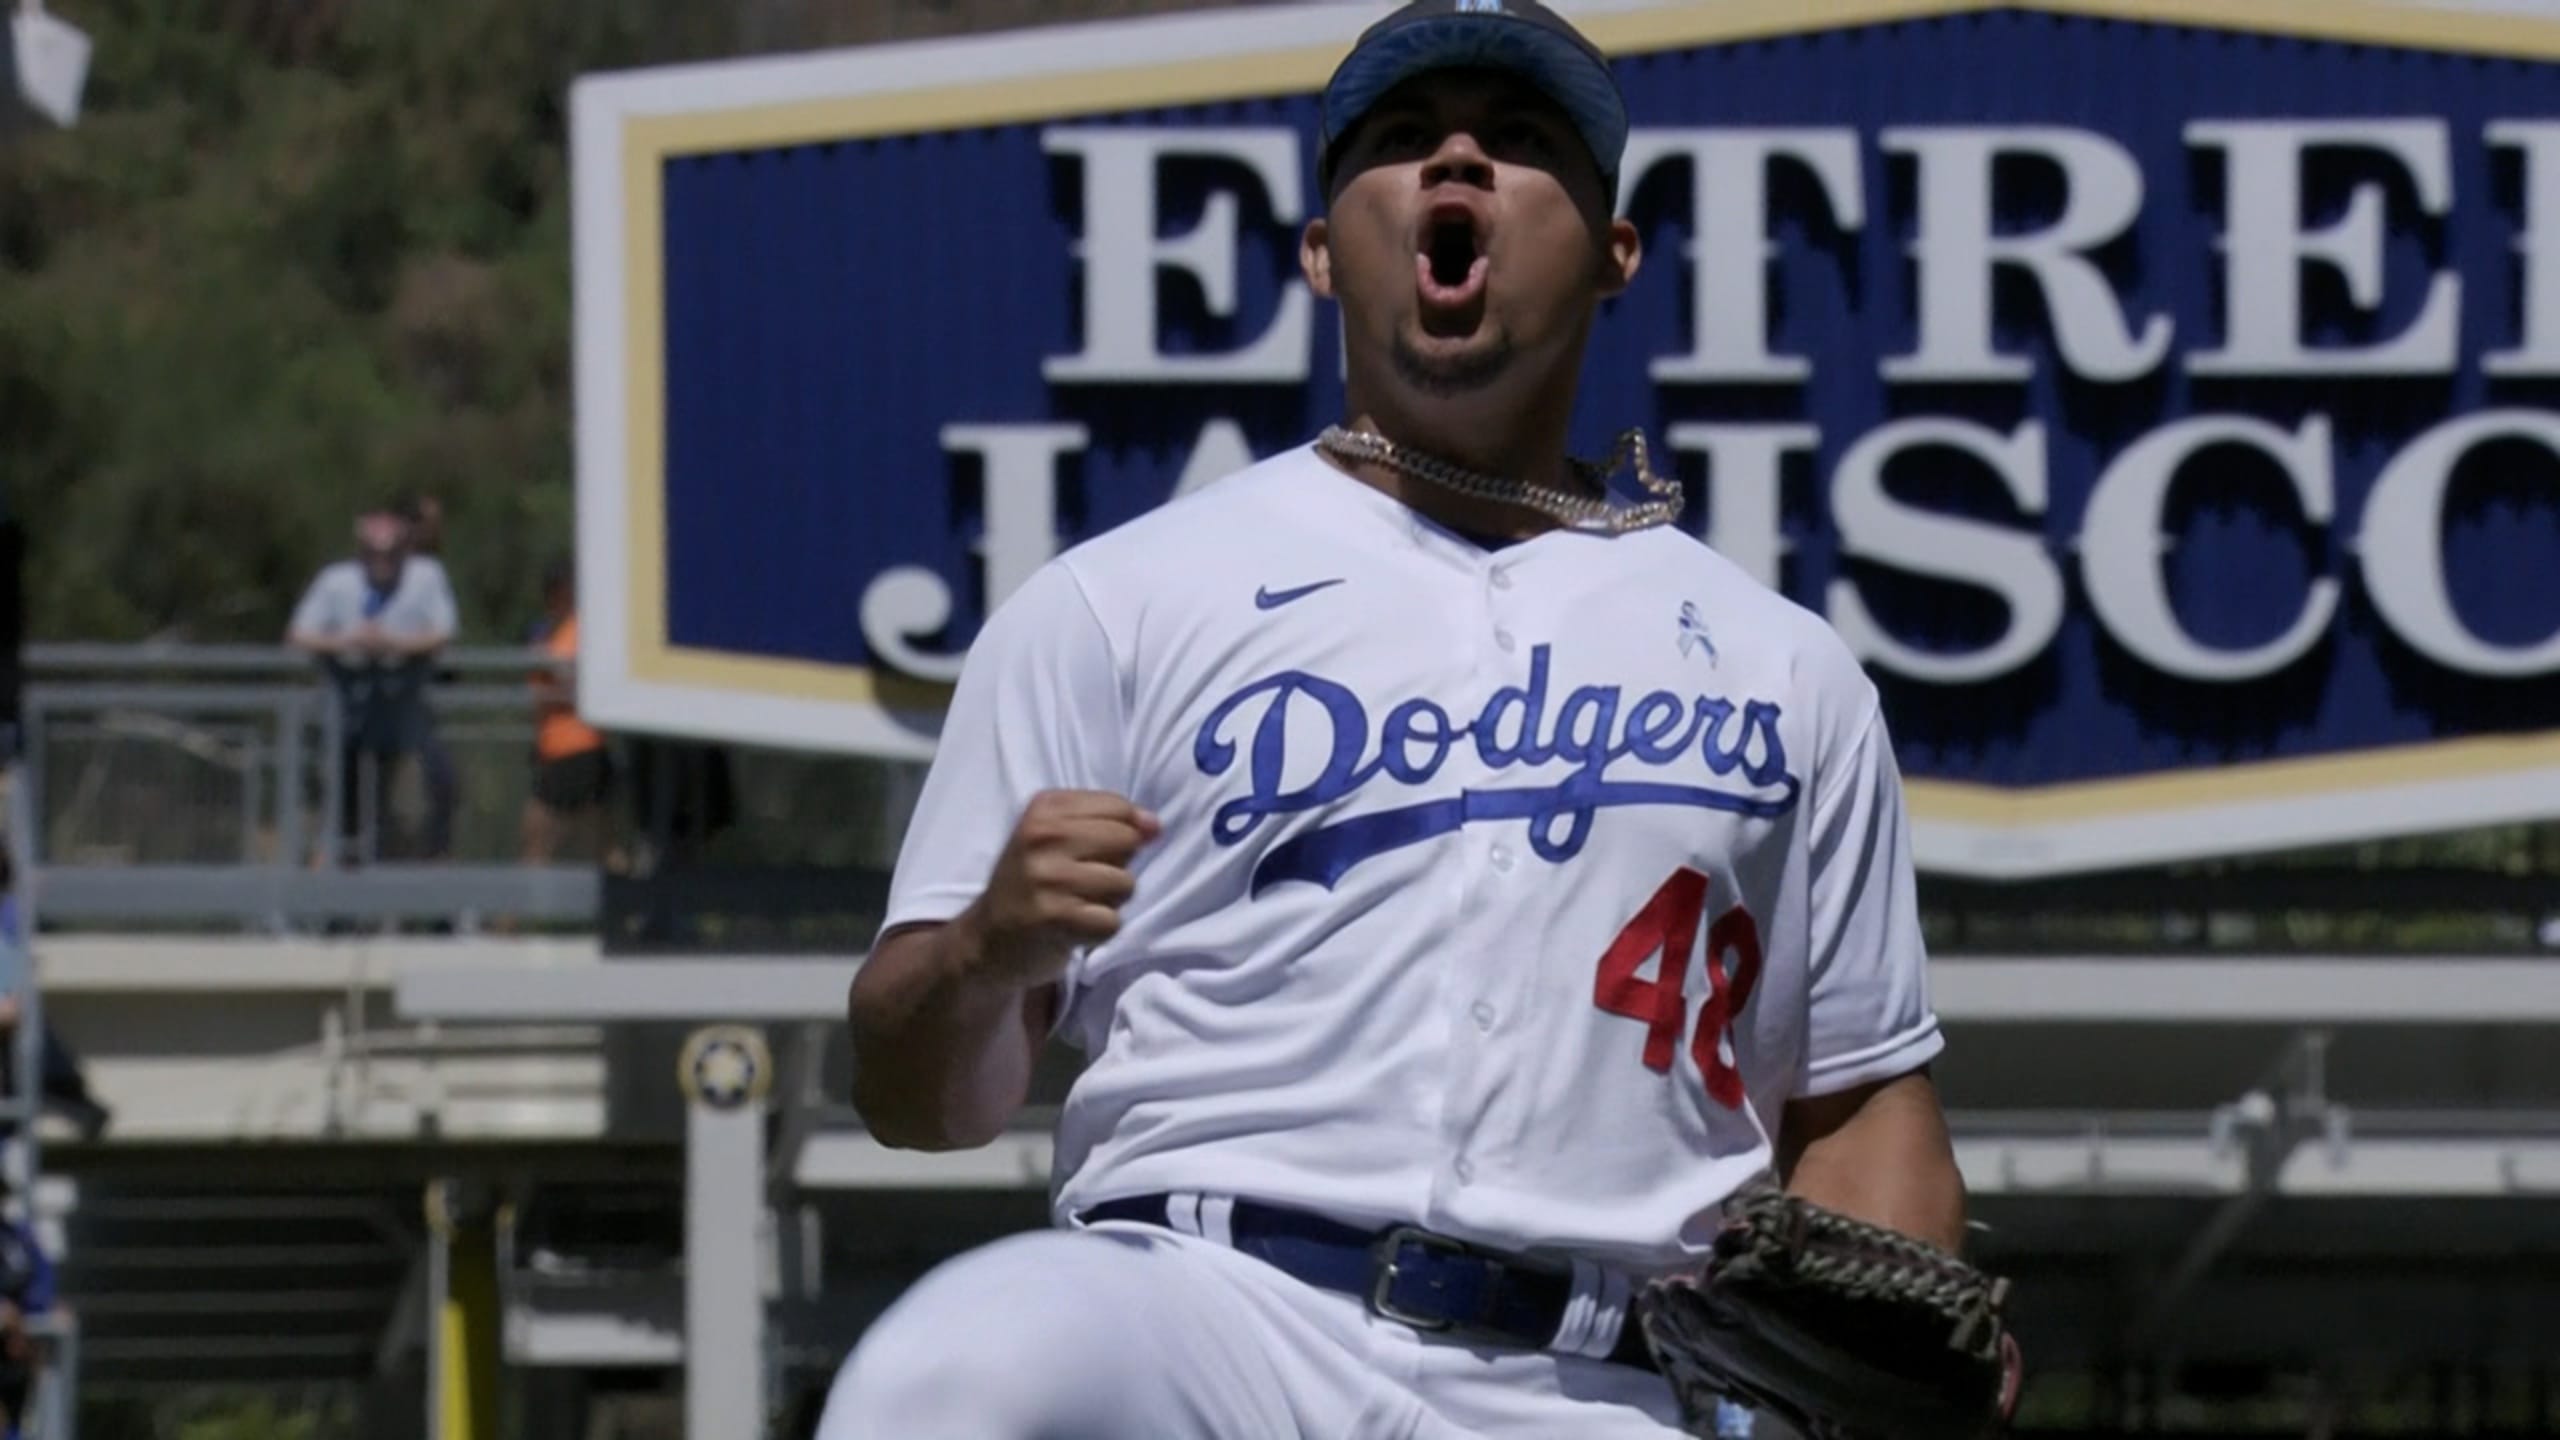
top-left (818, 2), bottom-right (1967, 1435)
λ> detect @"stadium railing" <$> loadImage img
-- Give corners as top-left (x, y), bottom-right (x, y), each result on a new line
top-left (17, 643), bottom-right (599, 931)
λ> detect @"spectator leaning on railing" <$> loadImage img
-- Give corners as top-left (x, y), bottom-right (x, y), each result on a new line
top-left (284, 509), bottom-right (462, 864)
top-left (393, 490), bottom-right (464, 860)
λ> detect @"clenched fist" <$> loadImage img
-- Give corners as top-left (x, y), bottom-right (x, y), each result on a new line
top-left (960, 790), bottom-right (1162, 990)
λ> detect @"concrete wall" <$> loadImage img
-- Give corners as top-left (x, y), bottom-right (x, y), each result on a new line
top-left (40, 936), bottom-right (609, 1142)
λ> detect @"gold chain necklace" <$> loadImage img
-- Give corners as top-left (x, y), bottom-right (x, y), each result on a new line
top-left (1315, 425), bottom-right (1686, 536)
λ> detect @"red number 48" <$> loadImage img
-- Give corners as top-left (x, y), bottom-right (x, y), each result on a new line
top-left (1592, 868), bottom-right (1762, 1109)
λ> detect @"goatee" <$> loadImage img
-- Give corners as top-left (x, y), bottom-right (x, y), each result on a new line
top-left (1391, 329), bottom-right (1514, 396)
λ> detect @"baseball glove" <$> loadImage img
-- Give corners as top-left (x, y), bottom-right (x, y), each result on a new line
top-left (1636, 1181), bottom-right (2021, 1440)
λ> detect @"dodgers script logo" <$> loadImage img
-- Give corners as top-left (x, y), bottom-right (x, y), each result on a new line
top-left (1194, 645), bottom-right (1804, 895)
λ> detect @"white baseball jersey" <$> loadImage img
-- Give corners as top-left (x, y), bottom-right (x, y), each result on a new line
top-left (877, 442), bottom-right (1942, 1275)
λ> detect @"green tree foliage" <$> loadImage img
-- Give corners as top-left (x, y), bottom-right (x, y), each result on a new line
top-left (0, 0), bottom-right (733, 644)
top-left (0, 0), bottom-right (1228, 646)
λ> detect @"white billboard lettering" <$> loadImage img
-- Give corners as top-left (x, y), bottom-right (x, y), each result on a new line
top-left (1042, 127), bottom-right (1313, 383)
top-left (2488, 121), bottom-right (2560, 376)
top-left (887, 119), bottom-right (2560, 690)
top-left (1619, 130), bottom-right (1864, 383)
top-left (858, 567), bottom-right (971, 685)
top-left (1665, 422), bottom-right (1819, 592)
top-left (2359, 410), bottom-right (2560, 676)
top-left (1827, 419), bottom-right (2065, 682)
top-left (2187, 119), bottom-right (2461, 376)
top-left (956, 422), bottom-right (1081, 613)
top-left (2081, 416), bottom-right (2340, 681)
top-left (863, 423), bottom-right (1088, 682)
top-left (1882, 127), bottom-right (2172, 383)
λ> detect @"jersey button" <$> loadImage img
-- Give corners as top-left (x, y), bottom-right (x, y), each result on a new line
top-left (1489, 845), bottom-right (1514, 872)
top-left (1490, 566), bottom-right (1513, 591)
top-left (1471, 1002), bottom-right (1497, 1031)
top-left (1494, 628), bottom-right (1516, 652)
top-left (1454, 1159), bottom-right (1476, 1185)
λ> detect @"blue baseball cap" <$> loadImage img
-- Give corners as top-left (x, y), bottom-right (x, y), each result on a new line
top-left (1317, 0), bottom-right (1629, 200)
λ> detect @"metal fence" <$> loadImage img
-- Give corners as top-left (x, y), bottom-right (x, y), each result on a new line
top-left (12, 644), bottom-right (930, 934)
top-left (19, 645), bottom-right (604, 931)
top-left (25, 646), bottom-right (563, 866)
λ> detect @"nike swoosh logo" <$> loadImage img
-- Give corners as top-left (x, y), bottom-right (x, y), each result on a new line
top-left (1254, 579), bottom-right (1346, 610)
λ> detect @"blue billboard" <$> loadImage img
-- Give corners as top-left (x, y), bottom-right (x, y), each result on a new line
top-left (572, 0), bottom-right (2560, 876)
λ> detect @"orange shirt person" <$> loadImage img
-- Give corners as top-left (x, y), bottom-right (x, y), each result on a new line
top-left (535, 613), bottom-right (605, 764)
top-left (523, 558), bottom-right (614, 865)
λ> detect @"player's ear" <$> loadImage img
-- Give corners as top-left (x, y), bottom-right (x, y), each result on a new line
top-left (1300, 218), bottom-right (1336, 300)
top-left (1597, 215), bottom-right (1641, 299)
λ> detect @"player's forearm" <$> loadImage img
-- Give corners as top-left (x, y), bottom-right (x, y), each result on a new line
top-left (1778, 1071), bottom-right (1968, 1253)
top-left (847, 914), bottom-right (1041, 1150)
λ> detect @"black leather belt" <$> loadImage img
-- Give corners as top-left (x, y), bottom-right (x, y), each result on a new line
top-left (1079, 1193), bottom-right (1657, 1373)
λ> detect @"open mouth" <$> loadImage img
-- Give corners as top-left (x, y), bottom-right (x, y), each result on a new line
top-left (1428, 217), bottom-right (1478, 287)
top-left (1416, 208), bottom-right (1489, 310)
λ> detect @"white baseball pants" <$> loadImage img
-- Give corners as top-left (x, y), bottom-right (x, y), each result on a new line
top-left (812, 1219), bottom-right (1702, 1439)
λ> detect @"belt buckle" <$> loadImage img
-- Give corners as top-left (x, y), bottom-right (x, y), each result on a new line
top-left (1367, 1225), bottom-right (1476, 1333)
